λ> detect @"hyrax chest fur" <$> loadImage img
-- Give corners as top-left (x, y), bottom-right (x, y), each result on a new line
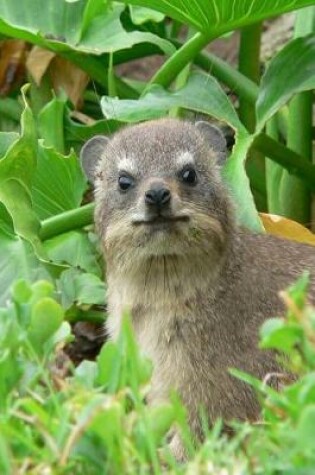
top-left (81, 118), bottom-right (315, 440)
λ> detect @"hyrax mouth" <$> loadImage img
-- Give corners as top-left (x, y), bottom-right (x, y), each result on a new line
top-left (133, 214), bottom-right (189, 226)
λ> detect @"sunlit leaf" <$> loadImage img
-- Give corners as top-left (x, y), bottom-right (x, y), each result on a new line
top-left (101, 71), bottom-right (243, 131)
top-left (256, 35), bottom-right (315, 130)
top-left (120, 0), bottom-right (314, 36)
top-left (0, 2), bottom-right (174, 56)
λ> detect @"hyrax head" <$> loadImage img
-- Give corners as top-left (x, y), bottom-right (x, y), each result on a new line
top-left (80, 119), bottom-right (233, 265)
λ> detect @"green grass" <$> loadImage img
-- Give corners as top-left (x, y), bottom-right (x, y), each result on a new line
top-left (1, 275), bottom-right (315, 473)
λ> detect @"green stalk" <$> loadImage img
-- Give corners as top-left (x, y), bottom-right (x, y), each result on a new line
top-left (279, 92), bottom-right (312, 223)
top-left (40, 203), bottom-right (94, 241)
top-left (108, 53), bottom-right (117, 98)
top-left (0, 98), bottom-right (23, 122)
top-left (238, 23), bottom-right (262, 132)
top-left (266, 115), bottom-right (283, 213)
top-left (277, 5), bottom-right (314, 224)
top-left (169, 27), bottom-right (194, 118)
top-left (144, 32), bottom-right (210, 91)
top-left (191, 47), bottom-right (259, 104)
top-left (238, 22), bottom-right (265, 210)
top-left (253, 133), bottom-right (315, 191)
top-left (28, 74), bottom-right (53, 117)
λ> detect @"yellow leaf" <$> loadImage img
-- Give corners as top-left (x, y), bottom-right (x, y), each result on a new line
top-left (260, 213), bottom-right (315, 246)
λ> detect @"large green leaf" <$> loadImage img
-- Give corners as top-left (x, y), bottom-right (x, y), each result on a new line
top-left (0, 228), bottom-right (50, 306)
top-left (0, 132), bottom-right (19, 158)
top-left (32, 145), bottom-right (86, 220)
top-left (101, 71), bottom-right (244, 131)
top-left (43, 230), bottom-right (102, 277)
top-left (256, 34), bottom-right (315, 131)
top-left (223, 133), bottom-right (261, 230)
top-left (0, 1), bottom-right (174, 56)
top-left (100, 71), bottom-right (262, 230)
top-left (121, 0), bottom-right (314, 36)
top-left (0, 91), bottom-right (44, 255)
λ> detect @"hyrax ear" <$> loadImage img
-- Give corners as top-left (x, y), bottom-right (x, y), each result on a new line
top-left (195, 121), bottom-right (227, 165)
top-left (80, 135), bottom-right (109, 184)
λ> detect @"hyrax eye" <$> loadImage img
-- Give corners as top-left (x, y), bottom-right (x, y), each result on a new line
top-left (118, 175), bottom-right (134, 191)
top-left (180, 168), bottom-right (197, 185)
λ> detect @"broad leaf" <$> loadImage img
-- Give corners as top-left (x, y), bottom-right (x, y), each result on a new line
top-left (0, 2), bottom-right (174, 56)
top-left (32, 144), bottom-right (86, 220)
top-left (0, 90), bottom-right (44, 255)
top-left (129, 6), bottom-right (165, 24)
top-left (58, 267), bottom-right (106, 308)
top-left (121, 0), bottom-right (314, 36)
top-left (256, 35), bottom-right (315, 130)
top-left (223, 132), bottom-right (262, 231)
top-left (44, 230), bottom-right (102, 276)
top-left (0, 231), bottom-right (50, 306)
top-left (0, 132), bottom-right (18, 157)
top-left (101, 71), bottom-right (243, 131)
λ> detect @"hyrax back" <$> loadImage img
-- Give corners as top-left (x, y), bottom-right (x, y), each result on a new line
top-left (81, 119), bottom-right (315, 445)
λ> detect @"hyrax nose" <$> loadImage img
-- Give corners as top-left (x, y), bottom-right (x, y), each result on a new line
top-left (145, 186), bottom-right (171, 207)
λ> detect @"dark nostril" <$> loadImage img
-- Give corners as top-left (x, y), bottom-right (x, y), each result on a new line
top-left (145, 187), bottom-right (171, 206)
top-left (159, 188), bottom-right (171, 204)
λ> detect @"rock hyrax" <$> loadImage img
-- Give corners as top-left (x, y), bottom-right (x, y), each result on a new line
top-left (81, 118), bottom-right (315, 457)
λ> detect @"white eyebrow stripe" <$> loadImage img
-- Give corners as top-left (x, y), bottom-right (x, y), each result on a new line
top-left (176, 151), bottom-right (195, 168)
top-left (117, 157), bottom-right (138, 174)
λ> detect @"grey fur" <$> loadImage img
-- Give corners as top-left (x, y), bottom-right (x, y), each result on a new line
top-left (80, 135), bottom-right (109, 183)
top-left (82, 118), bottom-right (315, 459)
top-left (195, 120), bottom-right (227, 164)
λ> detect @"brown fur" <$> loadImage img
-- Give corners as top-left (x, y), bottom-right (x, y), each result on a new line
top-left (81, 118), bottom-right (315, 458)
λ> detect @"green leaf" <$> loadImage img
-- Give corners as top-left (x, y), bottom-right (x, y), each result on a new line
top-left (57, 267), bottom-right (106, 308)
top-left (129, 6), bottom-right (165, 24)
top-left (96, 341), bottom-right (119, 388)
top-left (0, 89), bottom-right (46, 258)
top-left (0, 132), bottom-right (19, 158)
top-left (32, 144), bottom-right (86, 220)
top-left (256, 35), bottom-right (315, 130)
top-left (28, 297), bottom-right (64, 348)
top-left (0, 232), bottom-right (50, 306)
top-left (144, 404), bottom-right (175, 444)
top-left (38, 94), bottom-right (67, 153)
top-left (223, 132), bottom-right (262, 231)
top-left (121, 0), bottom-right (314, 36)
top-left (296, 405), bottom-right (315, 451)
top-left (101, 71), bottom-right (243, 131)
top-left (43, 230), bottom-right (102, 276)
top-left (259, 318), bottom-right (303, 352)
top-left (0, 2), bottom-right (174, 56)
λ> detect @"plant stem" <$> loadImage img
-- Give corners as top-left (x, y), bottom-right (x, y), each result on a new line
top-left (279, 92), bottom-right (312, 223)
top-left (253, 133), bottom-right (315, 191)
top-left (40, 203), bottom-right (94, 241)
top-left (265, 115), bottom-right (283, 213)
top-left (277, 7), bottom-right (314, 224)
top-left (0, 98), bottom-right (23, 121)
top-left (238, 23), bottom-right (266, 210)
top-left (191, 46), bottom-right (259, 104)
top-left (238, 23), bottom-right (262, 132)
top-left (144, 32), bottom-right (210, 91)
